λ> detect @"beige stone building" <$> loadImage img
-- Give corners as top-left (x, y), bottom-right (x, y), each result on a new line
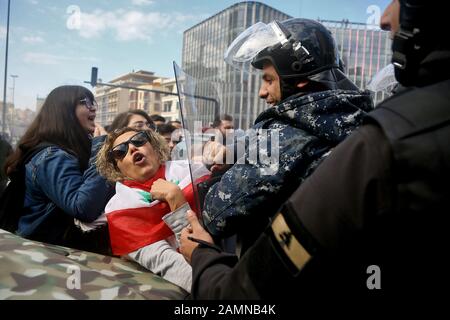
top-left (132, 83), bottom-right (163, 115)
top-left (1, 101), bottom-right (36, 145)
top-left (155, 77), bottom-right (180, 122)
top-left (94, 70), bottom-right (168, 127)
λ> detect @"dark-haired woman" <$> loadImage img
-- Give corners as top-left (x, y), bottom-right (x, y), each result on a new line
top-left (4, 85), bottom-right (114, 253)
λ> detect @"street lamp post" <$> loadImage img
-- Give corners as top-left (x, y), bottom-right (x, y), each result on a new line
top-left (10, 75), bottom-right (18, 106)
top-left (2, 0), bottom-right (11, 138)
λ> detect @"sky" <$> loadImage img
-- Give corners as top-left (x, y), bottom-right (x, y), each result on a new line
top-left (0, 0), bottom-right (391, 111)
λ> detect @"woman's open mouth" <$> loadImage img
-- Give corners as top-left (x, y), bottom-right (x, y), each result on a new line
top-left (133, 152), bottom-right (145, 165)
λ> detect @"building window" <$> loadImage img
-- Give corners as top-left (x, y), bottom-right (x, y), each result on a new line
top-left (164, 102), bottom-right (172, 112)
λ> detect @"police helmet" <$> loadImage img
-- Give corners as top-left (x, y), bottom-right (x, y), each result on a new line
top-left (225, 18), bottom-right (357, 100)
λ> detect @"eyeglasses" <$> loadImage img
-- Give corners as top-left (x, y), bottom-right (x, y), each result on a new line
top-left (108, 131), bottom-right (149, 161)
top-left (79, 98), bottom-right (98, 111)
top-left (130, 121), bottom-right (156, 131)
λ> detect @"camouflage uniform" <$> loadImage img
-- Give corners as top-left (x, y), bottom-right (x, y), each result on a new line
top-left (202, 90), bottom-right (373, 253)
top-left (0, 228), bottom-right (188, 300)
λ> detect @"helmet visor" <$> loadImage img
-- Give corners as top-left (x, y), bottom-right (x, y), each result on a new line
top-left (224, 21), bottom-right (289, 71)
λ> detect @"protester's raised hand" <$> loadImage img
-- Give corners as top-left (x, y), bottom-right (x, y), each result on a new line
top-left (93, 123), bottom-right (107, 137)
top-left (202, 141), bottom-right (229, 173)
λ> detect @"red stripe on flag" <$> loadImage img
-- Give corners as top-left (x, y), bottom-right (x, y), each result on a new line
top-left (107, 204), bottom-right (174, 256)
top-left (108, 173), bottom-right (211, 255)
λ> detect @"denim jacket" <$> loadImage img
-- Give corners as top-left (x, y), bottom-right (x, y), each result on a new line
top-left (17, 136), bottom-right (114, 242)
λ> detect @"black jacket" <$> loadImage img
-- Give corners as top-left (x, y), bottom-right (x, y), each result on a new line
top-left (0, 137), bottom-right (12, 195)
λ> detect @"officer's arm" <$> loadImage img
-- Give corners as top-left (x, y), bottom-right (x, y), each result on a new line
top-left (248, 124), bottom-right (394, 296)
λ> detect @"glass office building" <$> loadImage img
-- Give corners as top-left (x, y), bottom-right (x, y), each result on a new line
top-left (320, 19), bottom-right (393, 105)
top-left (182, 1), bottom-right (291, 129)
top-left (181, 3), bottom-right (393, 129)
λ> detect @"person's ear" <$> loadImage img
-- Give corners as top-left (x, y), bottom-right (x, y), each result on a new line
top-left (296, 80), bottom-right (309, 89)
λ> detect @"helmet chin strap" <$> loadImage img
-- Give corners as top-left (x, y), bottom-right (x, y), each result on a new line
top-left (392, 25), bottom-right (422, 86)
top-left (279, 68), bottom-right (360, 101)
top-left (279, 78), bottom-right (305, 101)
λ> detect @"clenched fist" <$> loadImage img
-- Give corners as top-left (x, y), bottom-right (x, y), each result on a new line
top-left (150, 179), bottom-right (186, 211)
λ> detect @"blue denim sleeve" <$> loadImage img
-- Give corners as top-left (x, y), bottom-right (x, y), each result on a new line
top-left (34, 137), bottom-right (113, 222)
top-left (90, 135), bottom-right (106, 166)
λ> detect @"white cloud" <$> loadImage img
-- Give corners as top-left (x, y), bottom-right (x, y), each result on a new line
top-left (29, 0), bottom-right (38, 4)
top-left (0, 26), bottom-right (6, 39)
top-left (131, 0), bottom-right (154, 6)
top-left (23, 52), bottom-right (97, 65)
top-left (113, 11), bottom-right (173, 41)
top-left (22, 36), bottom-right (45, 44)
top-left (74, 9), bottom-right (203, 42)
top-left (76, 10), bottom-right (112, 39)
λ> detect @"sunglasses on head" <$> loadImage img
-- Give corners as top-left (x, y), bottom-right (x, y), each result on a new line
top-left (79, 97), bottom-right (98, 111)
top-left (130, 121), bottom-right (156, 131)
top-left (108, 131), bottom-right (150, 161)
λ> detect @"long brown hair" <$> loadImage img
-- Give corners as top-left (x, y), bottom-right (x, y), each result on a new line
top-left (5, 85), bottom-right (95, 175)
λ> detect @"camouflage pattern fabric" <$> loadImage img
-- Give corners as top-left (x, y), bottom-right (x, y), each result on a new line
top-left (202, 89), bottom-right (374, 238)
top-left (0, 228), bottom-right (189, 300)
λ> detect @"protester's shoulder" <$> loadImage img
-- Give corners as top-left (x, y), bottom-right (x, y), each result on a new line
top-left (0, 228), bottom-right (188, 300)
top-left (91, 135), bottom-right (106, 148)
top-left (29, 145), bottom-right (76, 167)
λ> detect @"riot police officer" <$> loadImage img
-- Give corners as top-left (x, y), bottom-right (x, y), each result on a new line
top-left (180, 0), bottom-right (450, 299)
top-left (200, 17), bottom-right (373, 257)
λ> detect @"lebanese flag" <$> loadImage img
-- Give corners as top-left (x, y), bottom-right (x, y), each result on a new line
top-left (105, 161), bottom-right (210, 256)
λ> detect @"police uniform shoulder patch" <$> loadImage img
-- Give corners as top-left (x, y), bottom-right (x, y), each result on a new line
top-left (271, 213), bottom-right (312, 273)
